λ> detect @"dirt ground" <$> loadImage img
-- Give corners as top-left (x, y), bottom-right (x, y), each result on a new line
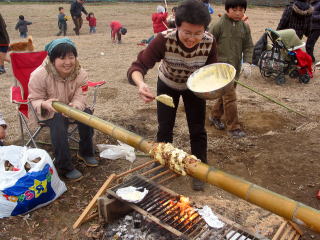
top-left (0, 2), bottom-right (320, 240)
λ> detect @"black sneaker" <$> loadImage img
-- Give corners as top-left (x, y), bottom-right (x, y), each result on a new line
top-left (77, 153), bottom-right (99, 167)
top-left (208, 117), bottom-right (225, 130)
top-left (64, 169), bottom-right (83, 182)
top-left (192, 178), bottom-right (204, 191)
top-left (0, 68), bottom-right (5, 74)
top-left (228, 129), bottom-right (246, 138)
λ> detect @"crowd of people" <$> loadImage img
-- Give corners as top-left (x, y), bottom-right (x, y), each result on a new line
top-left (0, 0), bottom-right (319, 190)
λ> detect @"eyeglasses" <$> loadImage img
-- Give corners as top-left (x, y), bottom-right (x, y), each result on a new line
top-left (180, 30), bottom-right (204, 39)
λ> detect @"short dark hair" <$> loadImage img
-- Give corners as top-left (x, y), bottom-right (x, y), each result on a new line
top-left (120, 27), bottom-right (127, 35)
top-left (225, 0), bottom-right (247, 11)
top-left (49, 43), bottom-right (78, 63)
top-left (19, 15), bottom-right (24, 20)
top-left (88, 12), bottom-right (94, 16)
top-left (59, 7), bottom-right (64, 11)
top-left (172, 7), bottom-right (177, 12)
top-left (175, 0), bottom-right (211, 29)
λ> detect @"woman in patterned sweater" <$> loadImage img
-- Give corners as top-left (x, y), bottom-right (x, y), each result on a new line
top-left (127, 0), bottom-right (217, 191)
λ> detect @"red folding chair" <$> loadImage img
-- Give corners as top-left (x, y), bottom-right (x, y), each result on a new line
top-left (10, 51), bottom-right (106, 147)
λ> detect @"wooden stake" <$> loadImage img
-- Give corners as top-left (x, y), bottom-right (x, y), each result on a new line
top-left (73, 173), bottom-right (117, 229)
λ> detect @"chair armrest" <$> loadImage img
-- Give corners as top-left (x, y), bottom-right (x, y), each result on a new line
top-left (11, 86), bottom-right (28, 104)
top-left (87, 81), bottom-right (106, 88)
top-left (86, 81), bottom-right (106, 111)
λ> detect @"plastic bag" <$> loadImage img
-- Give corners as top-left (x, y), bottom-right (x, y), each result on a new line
top-left (97, 141), bottom-right (136, 162)
top-left (0, 145), bottom-right (67, 218)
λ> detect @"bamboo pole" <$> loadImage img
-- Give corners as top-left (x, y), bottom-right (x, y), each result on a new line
top-left (185, 162), bottom-right (320, 232)
top-left (52, 102), bottom-right (154, 154)
top-left (235, 80), bottom-right (307, 118)
top-left (52, 101), bottom-right (320, 233)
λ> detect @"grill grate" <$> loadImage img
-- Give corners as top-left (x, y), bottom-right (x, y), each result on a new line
top-left (107, 175), bottom-right (265, 240)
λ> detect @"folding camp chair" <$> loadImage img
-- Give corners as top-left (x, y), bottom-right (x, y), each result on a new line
top-left (10, 51), bottom-right (105, 148)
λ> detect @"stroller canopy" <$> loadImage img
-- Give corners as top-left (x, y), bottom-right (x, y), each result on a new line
top-left (267, 28), bottom-right (304, 50)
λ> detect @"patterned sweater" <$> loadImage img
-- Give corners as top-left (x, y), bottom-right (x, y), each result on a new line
top-left (127, 29), bottom-right (217, 90)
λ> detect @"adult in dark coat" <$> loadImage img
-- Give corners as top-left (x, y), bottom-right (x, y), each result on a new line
top-left (0, 13), bottom-right (10, 74)
top-left (70, 0), bottom-right (88, 35)
top-left (277, 0), bottom-right (313, 39)
top-left (306, 0), bottom-right (320, 62)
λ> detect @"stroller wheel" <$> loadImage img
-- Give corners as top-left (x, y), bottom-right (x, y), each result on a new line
top-left (275, 76), bottom-right (286, 85)
top-left (289, 70), bottom-right (299, 78)
top-left (299, 74), bottom-right (310, 84)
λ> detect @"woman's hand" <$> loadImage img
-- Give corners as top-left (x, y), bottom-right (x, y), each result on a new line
top-left (137, 82), bottom-right (155, 103)
top-left (41, 98), bottom-right (59, 113)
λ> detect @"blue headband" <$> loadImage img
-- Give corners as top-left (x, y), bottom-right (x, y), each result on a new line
top-left (45, 38), bottom-right (76, 54)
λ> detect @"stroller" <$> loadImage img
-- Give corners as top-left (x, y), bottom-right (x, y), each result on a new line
top-left (258, 28), bottom-right (311, 85)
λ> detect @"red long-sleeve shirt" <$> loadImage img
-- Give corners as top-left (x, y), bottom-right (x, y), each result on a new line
top-left (110, 21), bottom-right (122, 39)
top-left (86, 16), bottom-right (96, 27)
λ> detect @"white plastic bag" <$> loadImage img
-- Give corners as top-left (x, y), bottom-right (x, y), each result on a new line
top-left (197, 205), bottom-right (225, 229)
top-left (0, 145), bottom-right (67, 218)
top-left (97, 141), bottom-right (136, 162)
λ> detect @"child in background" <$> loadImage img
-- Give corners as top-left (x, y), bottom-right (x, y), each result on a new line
top-left (208, 0), bottom-right (253, 138)
top-left (15, 15), bottom-right (32, 38)
top-left (0, 113), bottom-right (7, 146)
top-left (142, 5), bottom-right (168, 45)
top-left (167, 7), bottom-right (177, 28)
top-left (57, 7), bottom-right (68, 36)
top-left (0, 13), bottom-right (10, 74)
top-left (201, 0), bottom-right (214, 14)
top-left (110, 21), bottom-right (127, 43)
top-left (152, 5), bottom-right (168, 34)
top-left (86, 12), bottom-right (96, 34)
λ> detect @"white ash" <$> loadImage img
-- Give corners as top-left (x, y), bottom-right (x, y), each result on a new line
top-left (101, 212), bottom-right (188, 240)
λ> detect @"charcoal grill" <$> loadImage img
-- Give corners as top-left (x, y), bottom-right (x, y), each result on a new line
top-left (105, 175), bottom-right (265, 240)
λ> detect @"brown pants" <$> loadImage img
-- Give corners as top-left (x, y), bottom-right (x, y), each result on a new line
top-left (72, 16), bottom-right (83, 35)
top-left (209, 84), bottom-right (240, 131)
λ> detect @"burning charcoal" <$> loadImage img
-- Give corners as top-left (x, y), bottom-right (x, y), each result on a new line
top-left (133, 212), bottom-right (142, 229)
top-left (124, 215), bottom-right (133, 223)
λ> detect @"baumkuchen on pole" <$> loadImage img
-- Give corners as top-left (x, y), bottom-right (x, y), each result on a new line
top-left (52, 101), bottom-right (320, 233)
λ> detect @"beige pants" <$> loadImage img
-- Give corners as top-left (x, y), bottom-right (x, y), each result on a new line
top-left (209, 84), bottom-right (240, 131)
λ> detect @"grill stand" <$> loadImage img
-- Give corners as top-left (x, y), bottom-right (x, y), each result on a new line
top-left (101, 175), bottom-right (265, 240)
top-left (72, 160), bottom-right (302, 240)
